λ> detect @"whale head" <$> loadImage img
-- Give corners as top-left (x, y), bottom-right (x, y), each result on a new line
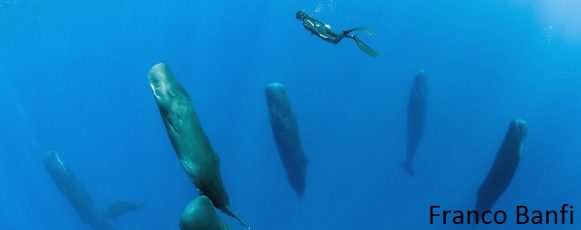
top-left (43, 151), bottom-right (67, 175)
top-left (265, 82), bottom-right (286, 98)
top-left (147, 63), bottom-right (194, 137)
top-left (413, 70), bottom-right (427, 96)
top-left (147, 63), bottom-right (192, 114)
top-left (180, 196), bottom-right (231, 230)
top-left (148, 63), bottom-right (184, 106)
top-left (509, 119), bottom-right (528, 143)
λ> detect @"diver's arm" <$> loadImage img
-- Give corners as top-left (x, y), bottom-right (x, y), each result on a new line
top-left (304, 19), bottom-right (316, 27)
top-left (303, 19), bottom-right (321, 33)
top-left (303, 19), bottom-right (327, 37)
top-left (308, 17), bottom-right (326, 25)
top-left (302, 18), bottom-right (336, 42)
top-left (302, 20), bottom-right (318, 35)
top-left (310, 20), bottom-right (339, 39)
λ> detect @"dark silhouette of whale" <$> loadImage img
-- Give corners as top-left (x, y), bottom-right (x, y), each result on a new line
top-left (401, 70), bottom-right (428, 177)
top-left (43, 151), bottom-right (143, 230)
top-left (180, 196), bottom-right (230, 230)
top-left (476, 119), bottom-right (528, 212)
top-left (264, 83), bottom-right (308, 198)
top-left (102, 201), bottom-right (146, 220)
top-left (147, 63), bottom-right (248, 229)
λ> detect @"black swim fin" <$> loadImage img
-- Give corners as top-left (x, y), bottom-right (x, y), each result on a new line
top-left (353, 36), bottom-right (380, 57)
top-left (344, 27), bottom-right (375, 36)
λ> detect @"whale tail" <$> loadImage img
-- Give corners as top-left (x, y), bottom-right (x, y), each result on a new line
top-left (223, 206), bottom-right (250, 230)
top-left (136, 201), bottom-right (147, 211)
top-left (400, 161), bottom-right (415, 177)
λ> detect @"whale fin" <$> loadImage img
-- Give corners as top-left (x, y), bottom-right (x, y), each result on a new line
top-left (223, 206), bottom-right (250, 229)
top-left (102, 200), bottom-right (146, 220)
top-left (400, 161), bottom-right (415, 177)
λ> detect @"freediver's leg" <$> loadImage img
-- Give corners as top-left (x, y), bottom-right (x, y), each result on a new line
top-left (332, 33), bottom-right (345, 44)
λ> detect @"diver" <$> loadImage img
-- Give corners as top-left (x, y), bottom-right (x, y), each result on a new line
top-left (296, 10), bottom-right (379, 57)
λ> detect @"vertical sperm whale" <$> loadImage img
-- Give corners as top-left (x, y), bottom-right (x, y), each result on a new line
top-left (401, 70), bottom-right (428, 177)
top-left (476, 119), bottom-right (528, 212)
top-left (180, 196), bottom-right (231, 230)
top-left (265, 83), bottom-right (308, 198)
top-left (43, 151), bottom-right (142, 230)
top-left (147, 63), bottom-right (248, 229)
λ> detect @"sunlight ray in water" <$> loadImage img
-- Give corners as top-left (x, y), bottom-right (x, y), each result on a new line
top-left (535, 0), bottom-right (581, 42)
top-left (0, 1), bottom-right (580, 229)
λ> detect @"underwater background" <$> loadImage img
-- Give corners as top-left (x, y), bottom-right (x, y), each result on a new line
top-left (1, 0), bottom-right (580, 229)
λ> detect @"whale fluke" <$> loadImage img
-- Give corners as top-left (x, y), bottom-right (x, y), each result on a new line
top-left (400, 161), bottom-right (415, 178)
top-left (102, 200), bottom-right (146, 220)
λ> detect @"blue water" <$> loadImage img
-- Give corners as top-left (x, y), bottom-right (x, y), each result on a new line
top-left (1, 0), bottom-right (580, 229)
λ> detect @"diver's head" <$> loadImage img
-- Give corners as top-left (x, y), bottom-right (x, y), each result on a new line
top-left (148, 63), bottom-right (174, 104)
top-left (296, 10), bottom-right (307, 20)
